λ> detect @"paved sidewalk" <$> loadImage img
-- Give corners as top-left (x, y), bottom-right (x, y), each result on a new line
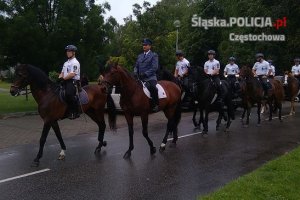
top-left (0, 112), bottom-right (192, 149)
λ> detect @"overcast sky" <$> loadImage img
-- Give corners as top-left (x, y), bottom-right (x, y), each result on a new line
top-left (96, 0), bottom-right (160, 25)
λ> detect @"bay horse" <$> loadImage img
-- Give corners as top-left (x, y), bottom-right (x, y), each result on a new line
top-left (239, 66), bottom-right (284, 126)
top-left (283, 71), bottom-right (299, 115)
top-left (100, 63), bottom-right (182, 158)
top-left (239, 66), bottom-right (264, 127)
top-left (189, 66), bottom-right (235, 135)
top-left (10, 64), bottom-right (116, 167)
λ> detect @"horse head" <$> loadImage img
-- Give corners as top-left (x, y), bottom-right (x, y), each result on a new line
top-left (10, 64), bottom-right (30, 96)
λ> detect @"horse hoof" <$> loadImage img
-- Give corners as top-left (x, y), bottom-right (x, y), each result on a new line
top-left (159, 146), bottom-right (165, 152)
top-left (94, 147), bottom-right (101, 154)
top-left (123, 151), bottom-right (131, 159)
top-left (202, 132), bottom-right (208, 138)
top-left (31, 161), bottom-right (39, 167)
top-left (102, 141), bottom-right (107, 147)
top-left (58, 154), bottom-right (65, 160)
top-left (224, 129), bottom-right (229, 133)
top-left (150, 147), bottom-right (156, 155)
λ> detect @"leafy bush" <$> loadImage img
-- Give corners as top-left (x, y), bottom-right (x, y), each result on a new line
top-left (48, 71), bottom-right (59, 82)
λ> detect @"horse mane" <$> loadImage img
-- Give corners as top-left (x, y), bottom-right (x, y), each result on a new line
top-left (24, 64), bottom-right (53, 90)
top-left (189, 66), bottom-right (209, 82)
top-left (240, 65), bottom-right (253, 78)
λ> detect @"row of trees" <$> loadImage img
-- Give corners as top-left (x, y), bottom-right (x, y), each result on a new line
top-left (1, 0), bottom-right (299, 79)
top-left (0, 0), bottom-right (117, 79)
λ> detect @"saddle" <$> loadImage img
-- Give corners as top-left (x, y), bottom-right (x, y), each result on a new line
top-left (142, 82), bottom-right (167, 99)
top-left (59, 86), bottom-right (89, 105)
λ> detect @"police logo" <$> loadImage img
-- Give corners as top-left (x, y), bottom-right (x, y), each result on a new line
top-left (74, 65), bottom-right (77, 70)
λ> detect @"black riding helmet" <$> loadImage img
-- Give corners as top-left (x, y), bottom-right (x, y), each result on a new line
top-left (229, 57), bottom-right (236, 61)
top-left (207, 50), bottom-right (216, 55)
top-left (176, 50), bottom-right (184, 56)
top-left (255, 53), bottom-right (264, 59)
top-left (65, 45), bottom-right (77, 52)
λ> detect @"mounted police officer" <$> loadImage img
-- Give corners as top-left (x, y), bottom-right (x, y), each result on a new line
top-left (291, 58), bottom-right (300, 87)
top-left (134, 38), bottom-right (159, 112)
top-left (267, 59), bottom-right (275, 78)
top-left (252, 53), bottom-right (271, 98)
top-left (224, 56), bottom-right (240, 96)
top-left (59, 45), bottom-right (80, 119)
top-left (174, 50), bottom-right (190, 93)
top-left (204, 50), bottom-right (224, 107)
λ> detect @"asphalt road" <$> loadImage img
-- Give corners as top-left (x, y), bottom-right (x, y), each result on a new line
top-left (0, 104), bottom-right (300, 200)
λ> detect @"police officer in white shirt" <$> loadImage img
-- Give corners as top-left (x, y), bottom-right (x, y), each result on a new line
top-left (267, 60), bottom-right (275, 78)
top-left (59, 45), bottom-right (80, 119)
top-left (291, 58), bottom-right (300, 86)
top-left (204, 50), bottom-right (224, 105)
top-left (252, 53), bottom-right (271, 97)
top-left (174, 50), bottom-right (190, 91)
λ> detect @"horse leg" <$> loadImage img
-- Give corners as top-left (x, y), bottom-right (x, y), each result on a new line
top-left (192, 105), bottom-right (198, 128)
top-left (123, 113), bottom-right (134, 159)
top-left (257, 102), bottom-right (261, 126)
top-left (94, 112), bottom-right (107, 154)
top-left (243, 106), bottom-right (251, 128)
top-left (277, 101), bottom-right (283, 122)
top-left (51, 121), bottom-right (67, 160)
top-left (216, 113), bottom-right (222, 131)
top-left (268, 101), bottom-right (273, 121)
top-left (32, 123), bottom-right (51, 167)
top-left (202, 110), bottom-right (209, 136)
top-left (141, 115), bottom-right (156, 155)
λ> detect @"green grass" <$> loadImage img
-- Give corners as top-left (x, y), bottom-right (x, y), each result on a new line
top-left (0, 92), bottom-right (37, 114)
top-left (200, 147), bottom-right (300, 200)
top-left (0, 81), bottom-right (11, 90)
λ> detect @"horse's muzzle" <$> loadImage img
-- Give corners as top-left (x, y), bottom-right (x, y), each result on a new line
top-left (10, 85), bottom-right (21, 97)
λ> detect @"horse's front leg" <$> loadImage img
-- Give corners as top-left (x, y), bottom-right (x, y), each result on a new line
top-left (51, 121), bottom-right (67, 160)
top-left (268, 101), bottom-right (273, 121)
top-left (32, 123), bottom-right (51, 167)
top-left (202, 109), bottom-right (209, 136)
top-left (123, 113), bottom-right (134, 159)
top-left (257, 102), bottom-right (261, 126)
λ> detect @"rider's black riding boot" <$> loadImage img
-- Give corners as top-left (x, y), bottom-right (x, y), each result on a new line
top-left (151, 89), bottom-right (159, 112)
top-left (68, 96), bottom-right (80, 120)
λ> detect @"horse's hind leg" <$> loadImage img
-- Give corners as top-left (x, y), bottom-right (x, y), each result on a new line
top-left (87, 110), bottom-right (106, 154)
top-left (123, 113), bottom-right (134, 159)
top-left (141, 115), bottom-right (156, 155)
top-left (51, 121), bottom-right (67, 160)
top-left (32, 123), bottom-right (51, 167)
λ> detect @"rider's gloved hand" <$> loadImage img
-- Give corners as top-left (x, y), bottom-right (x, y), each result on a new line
top-left (57, 77), bottom-right (64, 83)
top-left (140, 73), bottom-right (147, 80)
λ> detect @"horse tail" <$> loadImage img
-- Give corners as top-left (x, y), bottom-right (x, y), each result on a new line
top-left (106, 94), bottom-right (117, 130)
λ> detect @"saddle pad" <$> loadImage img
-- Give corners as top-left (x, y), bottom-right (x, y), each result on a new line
top-left (143, 83), bottom-right (167, 99)
top-left (78, 89), bottom-right (89, 105)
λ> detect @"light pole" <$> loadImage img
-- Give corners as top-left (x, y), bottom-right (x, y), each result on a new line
top-left (173, 20), bottom-right (181, 51)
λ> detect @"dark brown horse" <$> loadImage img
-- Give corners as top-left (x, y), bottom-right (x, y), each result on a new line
top-left (239, 66), bottom-right (264, 127)
top-left (10, 64), bottom-right (116, 167)
top-left (240, 66), bottom-right (284, 126)
top-left (100, 63), bottom-right (182, 158)
top-left (283, 71), bottom-right (299, 115)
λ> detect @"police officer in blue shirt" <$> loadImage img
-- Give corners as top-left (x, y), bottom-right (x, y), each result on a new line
top-left (134, 38), bottom-right (159, 112)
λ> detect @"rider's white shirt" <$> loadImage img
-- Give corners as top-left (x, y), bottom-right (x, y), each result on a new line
top-left (292, 65), bottom-right (300, 75)
top-left (224, 63), bottom-right (239, 75)
top-left (204, 59), bottom-right (220, 75)
top-left (269, 65), bottom-right (275, 76)
top-left (61, 57), bottom-right (80, 80)
top-left (252, 60), bottom-right (270, 75)
top-left (176, 58), bottom-right (190, 77)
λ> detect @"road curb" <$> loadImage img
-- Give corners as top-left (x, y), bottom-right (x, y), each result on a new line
top-left (0, 111), bottom-right (38, 120)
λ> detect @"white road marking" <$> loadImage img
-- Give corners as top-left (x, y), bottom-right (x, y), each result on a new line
top-left (0, 168), bottom-right (50, 184)
top-left (264, 114), bottom-right (291, 121)
top-left (167, 131), bottom-right (202, 141)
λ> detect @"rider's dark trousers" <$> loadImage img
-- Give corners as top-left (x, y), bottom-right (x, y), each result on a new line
top-left (64, 79), bottom-right (78, 113)
top-left (146, 80), bottom-right (159, 106)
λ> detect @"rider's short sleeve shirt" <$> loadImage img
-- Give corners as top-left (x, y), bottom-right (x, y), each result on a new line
top-left (61, 58), bottom-right (80, 80)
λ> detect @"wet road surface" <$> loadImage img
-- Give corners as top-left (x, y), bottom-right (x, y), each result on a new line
top-left (0, 105), bottom-right (300, 200)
